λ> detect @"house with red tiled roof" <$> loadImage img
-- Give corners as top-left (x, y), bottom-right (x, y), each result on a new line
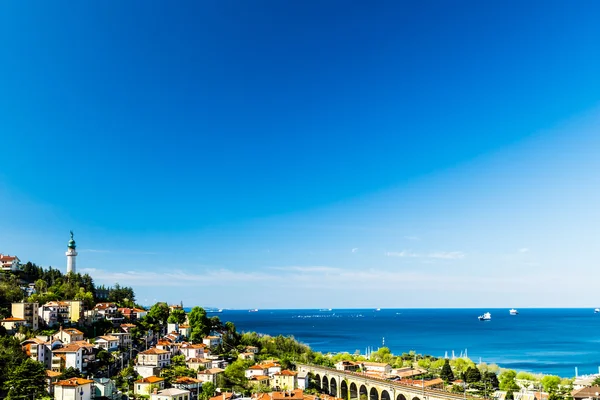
top-left (54, 377), bottom-right (94, 400)
top-left (180, 342), bottom-right (208, 360)
top-left (239, 352), bottom-right (255, 361)
top-left (248, 375), bottom-right (271, 388)
top-left (134, 376), bottom-right (165, 396)
top-left (135, 347), bottom-right (171, 378)
top-left (246, 364), bottom-right (268, 378)
top-left (54, 327), bottom-right (84, 344)
top-left (173, 376), bottom-right (202, 393)
top-left (197, 368), bottom-right (225, 385)
top-left (272, 370), bottom-right (298, 390)
top-left (209, 392), bottom-right (234, 400)
top-left (255, 389), bottom-right (305, 400)
top-left (203, 335), bottom-right (222, 348)
top-left (0, 254), bottom-right (20, 271)
top-left (51, 344), bottom-right (84, 373)
top-left (94, 303), bottom-right (123, 323)
top-left (94, 335), bottom-right (119, 351)
top-left (1, 317), bottom-right (26, 333)
top-left (22, 337), bottom-right (62, 369)
top-left (186, 357), bottom-right (213, 371)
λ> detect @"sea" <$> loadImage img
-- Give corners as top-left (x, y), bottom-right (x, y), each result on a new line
top-left (205, 308), bottom-right (600, 378)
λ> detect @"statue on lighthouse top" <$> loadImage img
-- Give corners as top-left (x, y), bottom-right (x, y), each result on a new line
top-left (66, 230), bottom-right (78, 274)
top-left (68, 230), bottom-right (76, 249)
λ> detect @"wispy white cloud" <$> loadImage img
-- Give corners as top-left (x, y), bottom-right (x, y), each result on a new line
top-left (386, 250), bottom-right (418, 257)
top-left (404, 236), bottom-right (420, 241)
top-left (386, 250), bottom-right (465, 259)
top-left (428, 251), bottom-right (465, 259)
top-left (351, 248), bottom-right (359, 253)
top-left (268, 266), bottom-right (342, 273)
top-left (518, 248), bottom-right (530, 253)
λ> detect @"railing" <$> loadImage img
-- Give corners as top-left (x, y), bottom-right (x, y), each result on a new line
top-left (297, 364), bottom-right (478, 400)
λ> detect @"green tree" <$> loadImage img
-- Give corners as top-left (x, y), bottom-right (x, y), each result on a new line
top-left (171, 355), bottom-right (186, 367)
top-left (168, 308), bottom-right (187, 324)
top-left (200, 382), bottom-right (215, 400)
top-left (440, 359), bottom-right (455, 382)
top-left (541, 376), bottom-right (562, 393)
top-left (465, 366), bottom-right (482, 383)
top-left (4, 358), bottom-right (48, 399)
top-left (223, 359), bottom-right (250, 388)
top-left (188, 306), bottom-right (210, 342)
top-left (499, 370), bottom-right (520, 392)
top-left (161, 365), bottom-right (197, 384)
top-left (148, 302), bottom-right (170, 325)
top-left (484, 371), bottom-right (499, 390)
top-left (59, 367), bottom-right (82, 380)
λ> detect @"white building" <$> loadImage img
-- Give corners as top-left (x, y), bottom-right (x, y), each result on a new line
top-left (197, 368), bottom-right (225, 385)
top-left (0, 254), bottom-right (20, 271)
top-left (203, 336), bottom-right (222, 348)
top-left (94, 335), bottom-right (120, 351)
top-left (52, 344), bottom-right (84, 373)
top-left (151, 388), bottom-right (191, 400)
top-left (66, 231), bottom-right (77, 274)
top-left (54, 377), bottom-right (94, 400)
top-left (361, 362), bottom-right (392, 374)
top-left (180, 343), bottom-right (208, 360)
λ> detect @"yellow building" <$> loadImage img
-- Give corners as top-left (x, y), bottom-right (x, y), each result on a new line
top-left (134, 376), bottom-right (165, 395)
top-left (11, 302), bottom-right (39, 330)
top-left (272, 370), bottom-right (297, 390)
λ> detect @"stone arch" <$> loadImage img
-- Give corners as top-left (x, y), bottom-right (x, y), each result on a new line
top-left (322, 376), bottom-right (329, 394)
top-left (314, 374), bottom-right (321, 389)
top-left (330, 378), bottom-right (338, 397)
top-left (359, 385), bottom-right (368, 400)
top-left (396, 395), bottom-right (407, 400)
top-left (370, 387), bottom-right (379, 400)
top-left (350, 382), bottom-right (358, 400)
top-left (381, 390), bottom-right (391, 400)
top-left (341, 380), bottom-right (349, 400)
top-left (412, 397), bottom-right (420, 400)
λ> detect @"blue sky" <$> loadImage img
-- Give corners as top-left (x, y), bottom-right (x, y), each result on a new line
top-left (1, 1), bottom-right (600, 308)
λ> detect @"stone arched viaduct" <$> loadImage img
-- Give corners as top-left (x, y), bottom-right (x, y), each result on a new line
top-left (297, 364), bottom-right (473, 400)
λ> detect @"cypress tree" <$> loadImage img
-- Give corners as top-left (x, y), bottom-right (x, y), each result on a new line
top-left (440, 359), bottom-right (455, 382)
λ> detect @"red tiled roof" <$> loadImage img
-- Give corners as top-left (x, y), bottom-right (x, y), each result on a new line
top-left (140, 347), bottom-right (169, 355)
top-left (274, 370), bottom-right (297, 376)
top-left (174, 376), bottom-right (201, 384)
top-left (55, 377), bottom-right (94, 387)
top-left (135, 376), bottom-right (164, 384)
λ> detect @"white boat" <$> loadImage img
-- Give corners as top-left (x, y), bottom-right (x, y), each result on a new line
top-left (375, 308), bottom-right (381, 311)
top-left (510, 309), bottom-right (518, 315)
top-left (595, 308), bottom-right (599, 314)
top-left (319, 308), bottom-right (332, 311)
top-left (249, 308), bottom-right (258, 312)
top-left (478, 312), bottom-right (491, 321)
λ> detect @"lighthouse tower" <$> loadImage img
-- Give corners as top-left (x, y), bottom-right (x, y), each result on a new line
top-left (66, 231), bottom-right (77, 274)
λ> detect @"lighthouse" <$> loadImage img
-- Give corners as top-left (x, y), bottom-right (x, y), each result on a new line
top-left (66, 231), bottom-right (77, 274)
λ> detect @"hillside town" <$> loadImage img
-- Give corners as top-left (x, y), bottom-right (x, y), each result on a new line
top-left (2, 235), bottom-right (600, 400)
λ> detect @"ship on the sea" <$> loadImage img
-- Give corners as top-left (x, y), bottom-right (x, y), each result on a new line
top-left (595, 308), bottom-right (599, 314)
top-left (478, 312), bottom-right (491, 321)
top-left (249, 308), bottom-right (258, 312)
top-left (510, 309), bottom-right (518, 315)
